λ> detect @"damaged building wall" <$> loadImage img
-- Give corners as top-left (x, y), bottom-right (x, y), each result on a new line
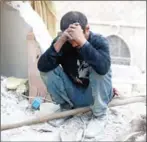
top-left (55, 1), bottom-right (146, 73)
top-left (1, 3), bottom-right (31, 78)
top-left (89, 24), bottom-right (146, 73)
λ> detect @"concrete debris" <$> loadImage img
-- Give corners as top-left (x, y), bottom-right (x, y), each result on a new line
top-left (48, 116), bottom-right (72, 127)
top-left (116, 113), bottom-right (146, 142)
top-left (75, 128), bottom-right (84, 141)
top-left (131, 115), bottom-right (146, 132)
top-left (39, 103), bottom-right (60, 115)
top-left (16, 83), bottom-right (28, 94)
top-left (135, 133), bottom-right (146, 141)
top-left (5, 77), bottom-right (28, 90)
top-left (1, 76), bottom-right (146, 141)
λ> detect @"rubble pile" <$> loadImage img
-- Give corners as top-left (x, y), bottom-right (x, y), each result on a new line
top-left (1, 76), bottom-right (146, 141)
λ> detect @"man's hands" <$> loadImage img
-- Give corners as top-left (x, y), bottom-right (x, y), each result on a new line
top-left (54, 28), bottom-right (72, 53)
top-left (54, 23), bottom-right (87, 52)
top-left (67, 23), bottom-right (87, 47)
top-left (59, 23), bottom-right (87, 47)
top-left (60, 28), bottom-right (73, 41)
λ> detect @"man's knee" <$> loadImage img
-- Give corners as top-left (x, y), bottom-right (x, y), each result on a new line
top-left (40, 66), bottom-right (63, 85)
top-left (89, 67), bottom-right (113, 103)
top-left (89, 67), bottom-right (112, 82)
top-left (39, 66), bottom-right (68, 104)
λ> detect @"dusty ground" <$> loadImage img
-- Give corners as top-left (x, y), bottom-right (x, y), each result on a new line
top-left (1, 76), bottom-right (146, 141)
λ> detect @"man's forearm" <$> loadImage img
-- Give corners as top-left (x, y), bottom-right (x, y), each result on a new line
top-left (79, 41), bottom-right (110, 75)
top-left (54, 35), bottom-right (67, 53)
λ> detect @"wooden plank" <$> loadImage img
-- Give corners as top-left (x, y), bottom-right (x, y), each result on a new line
top-left (1, 96), bottom-right (146, 131)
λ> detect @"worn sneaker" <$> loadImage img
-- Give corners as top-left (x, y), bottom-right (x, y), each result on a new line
top-left (85, 114), bottom-right (108, 138)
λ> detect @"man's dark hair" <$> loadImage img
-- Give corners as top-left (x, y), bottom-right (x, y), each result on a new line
top-left (60, 11), bottom-right (88, 31)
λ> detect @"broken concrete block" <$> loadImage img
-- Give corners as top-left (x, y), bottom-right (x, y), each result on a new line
top-left (39, 103), bottom-right (60, 115)
top-left (16, 84), bottom-right (28, 94)
top-left (5, 77), bottom-right (28, 90)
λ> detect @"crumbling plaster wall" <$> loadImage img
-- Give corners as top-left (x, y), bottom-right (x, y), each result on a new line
top-left (1, 3), bottom-right (31, 78)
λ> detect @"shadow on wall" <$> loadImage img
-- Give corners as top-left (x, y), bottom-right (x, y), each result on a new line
top-left (107, 35), bottom-right (131, 65)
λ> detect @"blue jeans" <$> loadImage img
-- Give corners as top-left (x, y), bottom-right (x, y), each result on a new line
top-left (40, 66), bottom-right (113, 117)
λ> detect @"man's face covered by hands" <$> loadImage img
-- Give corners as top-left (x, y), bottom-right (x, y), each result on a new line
top-left (61, 23), bottom-right (90, 48)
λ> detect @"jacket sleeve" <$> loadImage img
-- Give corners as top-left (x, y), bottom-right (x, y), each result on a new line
top-left (37, 37), bottom-right (61, 72)
top-left (78, 35), bottom-right (111, 75)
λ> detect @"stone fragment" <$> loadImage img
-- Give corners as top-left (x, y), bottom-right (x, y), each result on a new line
top-left (16, 84), bottom-right (28, 94)
top-left (39, 103), bottom-right (60, 114)
top-left (6, 77), bottom-right (27, 90)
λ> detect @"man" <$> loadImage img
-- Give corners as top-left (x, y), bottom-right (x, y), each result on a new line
top-left (38, 11), bottom-right (113, 137)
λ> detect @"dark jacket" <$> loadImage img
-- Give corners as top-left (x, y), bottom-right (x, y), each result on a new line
top-left (38, 31), bottom-right (111, 87)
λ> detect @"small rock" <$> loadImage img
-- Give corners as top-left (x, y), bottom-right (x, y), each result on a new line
top-left (131, 115), bottom-right (146, 132)
top-left (16, 84), bottom-right (28, 94)
top-left (5, 77), bottom-right (27, 90)
top-left (35, 103), bottom-right (60, 117)
top-left (39, 103), bottom-right (60, 114)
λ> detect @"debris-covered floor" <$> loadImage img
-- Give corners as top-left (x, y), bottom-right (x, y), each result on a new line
top-left (1, 76), bottom-right (146, 141)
